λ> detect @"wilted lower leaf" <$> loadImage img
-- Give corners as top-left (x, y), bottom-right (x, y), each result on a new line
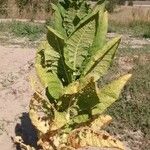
top-left (29, 92), bottom-right (53, 134)
top-left (68, 128), bottom-right (124, 150)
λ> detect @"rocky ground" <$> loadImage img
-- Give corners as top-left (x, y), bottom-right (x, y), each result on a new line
top-left (0, 33), bottom-right (149, 150)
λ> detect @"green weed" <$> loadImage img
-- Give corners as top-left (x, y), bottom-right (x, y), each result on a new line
top-left (10, 21), bottom-right (45, 40)
top-left (108, 20), bottom-right (150, 38)
top-left (0, 21), bottom-right (46, 41)
top-left (106, 46), bottom-right (150, 149)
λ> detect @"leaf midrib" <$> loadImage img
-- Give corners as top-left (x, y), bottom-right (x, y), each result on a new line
top-left (73, 28), bottom-right (86, 71)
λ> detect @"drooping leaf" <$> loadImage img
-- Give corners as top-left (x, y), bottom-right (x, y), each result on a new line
top-left (64, 15), bottom-right (96, 80)
top-left (68, 128), bottom-right (124, 149)
top-left (82, 36), bottom-right (121, 77)
top-left (47, 26), bottom-right (72, 85)
top-left (51, 3), bottom-right (67, 38)
top-left (29, 92), bottom-right (68, 133)
top-left (57, 3), bottom-right (66, 17)
top-left (92, 74), bottom-right (132, 115)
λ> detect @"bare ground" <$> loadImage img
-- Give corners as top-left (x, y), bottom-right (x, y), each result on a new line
top-left (0, 41), bottom-right (36, 149)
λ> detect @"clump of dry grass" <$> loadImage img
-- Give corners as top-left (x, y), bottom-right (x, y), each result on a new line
top-left (110, 6), bottom-right (150, 25)
top-left (109, 6), bottom-right (150, 38)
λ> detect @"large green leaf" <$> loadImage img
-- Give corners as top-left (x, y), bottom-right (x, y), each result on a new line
top-left (90, 10), bottom-right (108, 55)
top-left (51, 3), bottom-right (67, 38)
top-left (82, 36), bottom-right (121, 77)
top-left (35, 41), bottom-right (64, 99)
top-left (64, 15), bottom-right (96, 80)
top-left (47, 73), bottom-right (64, 99)
top-left (36, 41), bottom-right (60, 84)
top-left (47, 26), bottom-right (72, 85)
top-left (92, 74), bottom-right (132, 115)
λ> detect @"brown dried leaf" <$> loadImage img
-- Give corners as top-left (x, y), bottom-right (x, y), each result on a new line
top-left (68, 128), bottom-right (124, 150)
top-left (29, 92), bottom-right (54, 134)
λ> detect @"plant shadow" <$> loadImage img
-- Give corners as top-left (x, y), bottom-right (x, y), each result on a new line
top-left (15, 112), bottom-right (38, 150)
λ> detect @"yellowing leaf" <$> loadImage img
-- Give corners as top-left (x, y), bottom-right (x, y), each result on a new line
top-left (90, 115), bottom-right (112, 131)
top-left (50, 111), bottom-right (67, 131)
top-left (92, 74), bottom-right (132, 115)
top-left (35, 41), bottom-right (64, 99)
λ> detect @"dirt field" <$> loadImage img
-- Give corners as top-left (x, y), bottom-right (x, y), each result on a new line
top-left (0, 37), bottom-right (36, 149)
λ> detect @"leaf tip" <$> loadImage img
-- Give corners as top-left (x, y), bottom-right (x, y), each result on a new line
top-left (123, 73), bottom-right (132, 80)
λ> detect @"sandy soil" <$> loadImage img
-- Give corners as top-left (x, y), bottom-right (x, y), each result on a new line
top-left (0, 43), bottom-right (35, 150)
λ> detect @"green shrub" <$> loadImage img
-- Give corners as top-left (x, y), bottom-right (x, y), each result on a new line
top-left (9, 21), bottom-right (45, 40)
top-left (108, 20), bottom-right (150, 39)
top-left (129, 21), bottom-right (150, 38)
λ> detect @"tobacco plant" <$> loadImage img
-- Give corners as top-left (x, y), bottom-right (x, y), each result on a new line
top-left (24, 0), bottom-right (131, 149)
